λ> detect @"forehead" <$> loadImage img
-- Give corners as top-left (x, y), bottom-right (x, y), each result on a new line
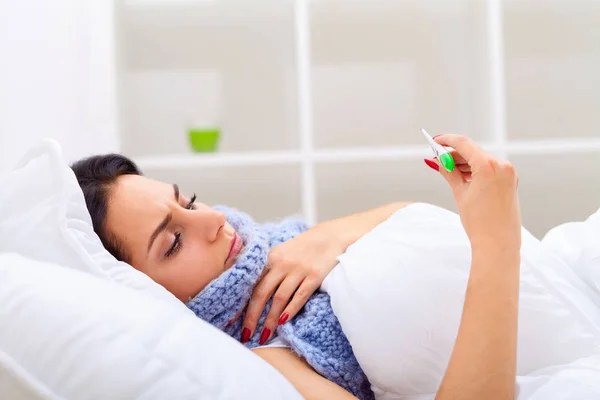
top-left (112, 174), bottom-right (173, 203)
top-left (104, 175), bottom-right (174, 256)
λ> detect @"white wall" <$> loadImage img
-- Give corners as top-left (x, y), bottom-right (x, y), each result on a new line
top-left (3, 0), bottom-right (596, 237)
top-left (118, 0), bottom-right (600, 237)
top-left (0, 0), bottom-right (119, 173)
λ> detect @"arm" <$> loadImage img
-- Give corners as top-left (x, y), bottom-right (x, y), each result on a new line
top-left (323, 202), bottom-right (413, 252)
top-left (427, 134), bottom-right (521, 400)
top-left (243, 202), bottom-right (412, 344)
top-left (253, 347), bottom-right (357, 400)
top-left (436, 247), bottom-right (520, 399)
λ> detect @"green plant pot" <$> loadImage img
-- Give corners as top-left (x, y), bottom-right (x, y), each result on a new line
top-left (188, 127), bottom-right (220, 153)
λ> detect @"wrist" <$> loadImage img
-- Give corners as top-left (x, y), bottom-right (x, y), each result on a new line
top-left (321, 218), bottom-right (356, 253)
top-left (471, 242), bottom-right (520, 263)
top-left (469, 229), bottom-right (521, 255)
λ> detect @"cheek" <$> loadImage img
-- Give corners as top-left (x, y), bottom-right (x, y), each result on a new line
top-left (173, 243), bottom-right (226, 295)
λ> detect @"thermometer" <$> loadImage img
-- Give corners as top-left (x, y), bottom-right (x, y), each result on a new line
top-left (421, 129), bottom-right (455, 172)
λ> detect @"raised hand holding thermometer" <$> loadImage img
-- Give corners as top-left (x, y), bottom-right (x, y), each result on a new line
top-left (422, 129), bottom-right (455, 172)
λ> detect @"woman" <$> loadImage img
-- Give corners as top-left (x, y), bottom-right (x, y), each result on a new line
top-left (72, 134), bottom-right (522, 399)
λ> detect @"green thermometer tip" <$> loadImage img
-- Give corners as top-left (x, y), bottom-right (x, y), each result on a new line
top-left (439, 152), bottom-right (455, 172)
top-left (422, 128), bottom-right (455, 173)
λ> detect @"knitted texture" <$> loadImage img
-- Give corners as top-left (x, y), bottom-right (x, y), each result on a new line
top-left (186, 207), bottom-right (374, 399)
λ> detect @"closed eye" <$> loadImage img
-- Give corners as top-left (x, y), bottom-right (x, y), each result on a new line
top-left (186, 194), bottom-right (197, 210)
top-left (165, 232), bottom-right (182, 258)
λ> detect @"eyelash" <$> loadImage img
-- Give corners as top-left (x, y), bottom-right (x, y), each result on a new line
top-left (165, 232), bottom-right (181, 258)
top-left (165, 194), bottom-right (197, 258)
top-left (187, 194), bottom-right (197, 210)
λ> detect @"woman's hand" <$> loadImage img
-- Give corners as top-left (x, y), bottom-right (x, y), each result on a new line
top-left (425, 134), bottom-right (521, 252)
top-left (242, 202), bottom-right (410, 345)
top-left (242, 222), bottom-right (344, 345)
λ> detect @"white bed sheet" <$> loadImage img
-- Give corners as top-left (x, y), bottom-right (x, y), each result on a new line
top-left (322, 203), bottom-right (600, 400)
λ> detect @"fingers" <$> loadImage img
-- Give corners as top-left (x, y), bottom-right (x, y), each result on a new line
top-left (279, 278), bottom-right (321, 327)
top-left (458, 163), bottom-right (471, 173)
top-left (436, 159), bottom-right (468, 195)
top-left (434, 134), bottom-right (485, 167)
top-left (242, 270), bottom-right (284, 343)
top-left (448, 149), bottom-right (467, 166)
top-left (425, 158), bottom-right (467, 195)
top-left (452, 150), bottom-right (471, 175)
top-left (258, 273), bottom-right (305, 345)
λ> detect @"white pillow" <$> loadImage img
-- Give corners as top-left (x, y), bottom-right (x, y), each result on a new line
top-left (0, 253), bottom-right (302, 400)
top-left (0, 139), bottom-right (177, 306)
top-left (322, 203), bottom-right (600, 399)
top-left (541, 207), bottom-right (600, 300)
top-left (0, 140), bottom-right (302, 400)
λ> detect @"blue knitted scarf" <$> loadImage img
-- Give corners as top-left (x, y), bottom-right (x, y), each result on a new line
top-left (186, 207), bottom-right (374, 399)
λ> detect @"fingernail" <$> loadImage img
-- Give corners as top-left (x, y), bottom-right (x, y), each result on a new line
top-left (241, 327), bottom-right (251, 343)
top-left (278, 313), bottom-right (289, 326)
top-left (424, 158), bottom-right (439, 172)
top-left (432, 134), bottom-right (441, 139)
top-left (259, 328), bottom-right (271, 345)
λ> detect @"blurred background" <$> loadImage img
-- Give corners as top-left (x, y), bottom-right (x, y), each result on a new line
top-left (1, 0), bottom-right (599, 238)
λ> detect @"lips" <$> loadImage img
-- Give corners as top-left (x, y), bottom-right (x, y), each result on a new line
top-left (225, 232), bottom-right (243, 265)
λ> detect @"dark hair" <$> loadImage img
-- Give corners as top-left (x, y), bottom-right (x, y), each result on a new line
top-left (71, 154), bottom-right (142, 263)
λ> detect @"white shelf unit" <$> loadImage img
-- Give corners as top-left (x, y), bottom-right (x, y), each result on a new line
top-left (116, 0), bottom-right (600, 237)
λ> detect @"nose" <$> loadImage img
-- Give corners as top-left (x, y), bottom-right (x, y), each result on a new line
top-left (188, 207), bottom-right (226, 243)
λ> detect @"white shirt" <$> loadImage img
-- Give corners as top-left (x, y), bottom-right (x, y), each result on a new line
top-left (256, 335), bottom-right (290, 349)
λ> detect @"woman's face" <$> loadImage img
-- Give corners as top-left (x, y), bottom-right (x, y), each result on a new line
top-left (104, 174), bottom-right (243, 301)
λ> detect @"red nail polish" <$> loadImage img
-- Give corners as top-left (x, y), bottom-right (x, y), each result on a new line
top-left (241, 328), bottom-right (251, 343)
top-left (432, 134), bottom-right (441, 139)
top-left (259, 328), bottom-right (271, 345)
top-left (278, 313), bottom-right (289, 326)
top-left (424, 159), bottom-right (440, 172)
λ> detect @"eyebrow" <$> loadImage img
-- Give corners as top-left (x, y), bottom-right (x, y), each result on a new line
top-left (146, 184), bottom-right (180, 254)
